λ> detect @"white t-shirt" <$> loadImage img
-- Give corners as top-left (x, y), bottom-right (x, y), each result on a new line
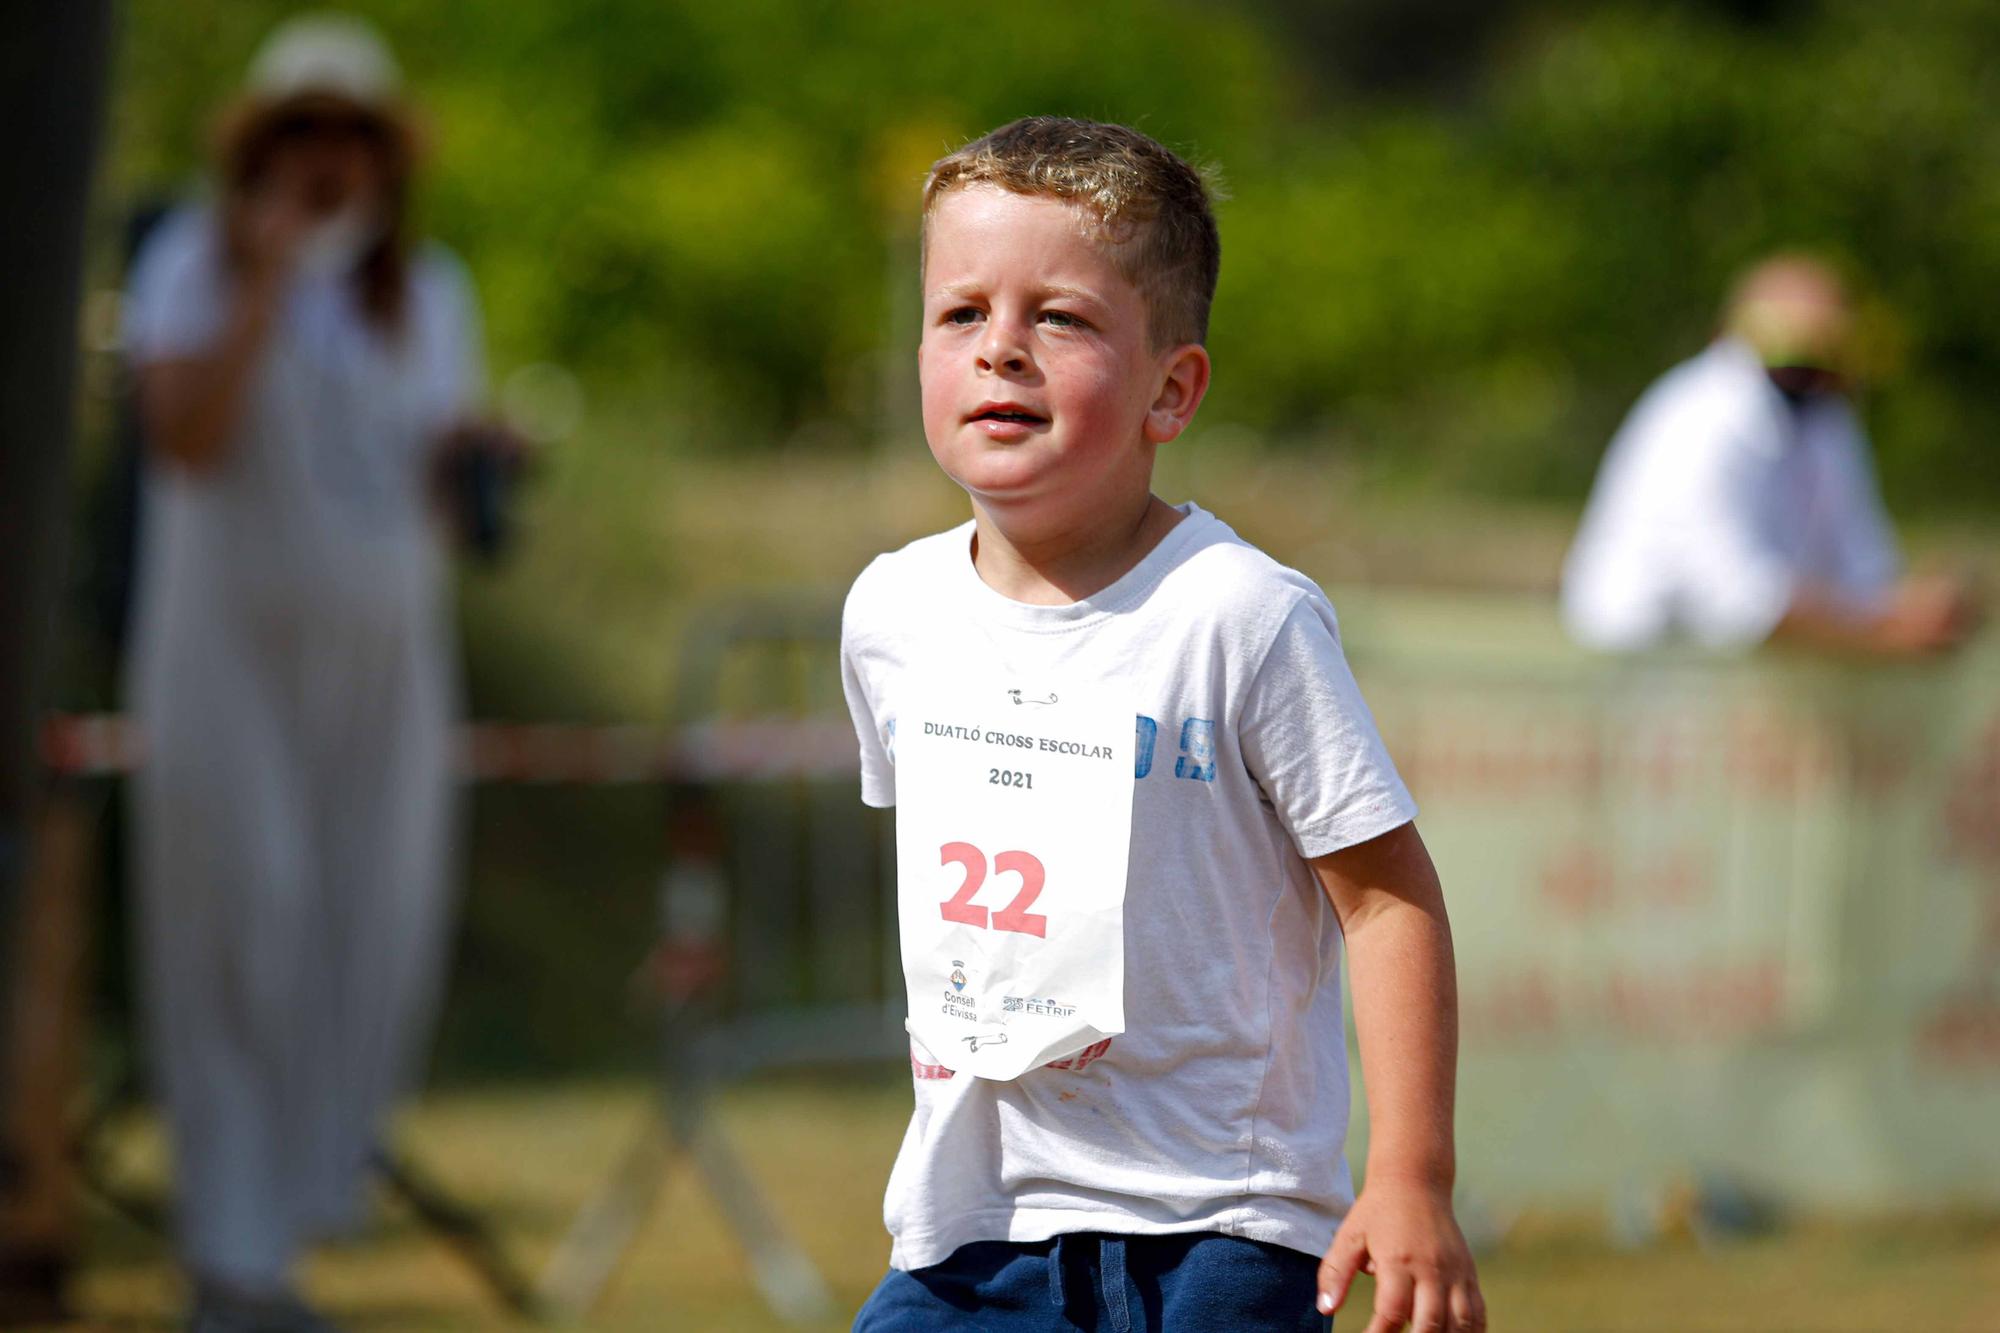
top-left (1562, 338), bottom-right (1900, 651)
top-left (840, 503), bottom-right (1418, 1270)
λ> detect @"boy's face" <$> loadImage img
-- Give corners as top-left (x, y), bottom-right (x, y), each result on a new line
top-left (919, 186), bottom-right (1202, 521)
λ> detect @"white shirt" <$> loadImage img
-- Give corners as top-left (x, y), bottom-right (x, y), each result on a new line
top-left (840, 504), bottom-right (1417, 1270)
top-left (1562, 338), bottom-right (1900, 651)
top-left (123, 205), bottom-right (483, 620)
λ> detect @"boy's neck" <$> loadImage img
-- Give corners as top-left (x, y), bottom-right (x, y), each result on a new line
top-left (968, 490), bottom-right (1185, 606)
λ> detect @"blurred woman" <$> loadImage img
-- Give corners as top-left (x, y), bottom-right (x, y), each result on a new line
top-left (121, 15), bottom-right (502, 1330)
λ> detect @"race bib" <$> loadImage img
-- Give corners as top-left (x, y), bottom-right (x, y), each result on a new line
top-left (895, 677), bottom-right (1135, 1080)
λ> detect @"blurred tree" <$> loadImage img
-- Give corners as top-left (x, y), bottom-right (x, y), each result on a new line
top-left (1247, 0), bottom-right (1514, 99)
top-left (103, 0), bottom-right (2000, 511)
top-left (2, 2), bottom-right (112, 1317)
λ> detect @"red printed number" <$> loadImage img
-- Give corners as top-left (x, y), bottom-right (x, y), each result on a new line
top-left (990, 850), bottom-right (1047, 937)
top-left (938, 842), bottom-right (988, 928)
top-left (938, 842), bottom-right (1047, 938)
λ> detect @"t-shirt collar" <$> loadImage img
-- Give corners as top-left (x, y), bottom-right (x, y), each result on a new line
top-left (950, 502), bottom-right (1216, 630)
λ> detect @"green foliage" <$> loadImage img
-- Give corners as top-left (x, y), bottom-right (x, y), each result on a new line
top-left (1472, 3), bottom-right (2000, 509)
top-left (108, 0), bottom-right (2000, 511)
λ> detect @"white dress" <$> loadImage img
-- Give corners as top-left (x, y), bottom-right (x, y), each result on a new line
top-left (1561, 338), bottom-right (1900, 651)
top-left (122, 207), bottom-right (481, 1290)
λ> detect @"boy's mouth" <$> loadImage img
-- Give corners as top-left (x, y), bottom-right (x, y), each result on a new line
top-left (967, 402), bottom-right (1049, 429)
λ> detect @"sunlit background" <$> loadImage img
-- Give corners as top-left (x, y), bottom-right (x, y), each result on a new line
top-left (13, 1), bottom-right (2000, 1329)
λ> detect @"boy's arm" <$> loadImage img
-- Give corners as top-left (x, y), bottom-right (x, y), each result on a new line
top-left (1310, 822), bottom-right (1485, 1333)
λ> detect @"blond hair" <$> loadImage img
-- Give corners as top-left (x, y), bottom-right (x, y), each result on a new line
top-left (923, 117), bottom-right (1221, 348)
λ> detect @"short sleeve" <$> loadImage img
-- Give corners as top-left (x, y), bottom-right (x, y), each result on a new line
top-left (1815, 403), bottom-right (1901, 602)
top-left (414, 245), bottom-right (487, 427)
top-left (1240, 594), bottom-right (1417, 859)
top-left (840, 574), bottom-right (896, 809)
top-left (122, 209), bottom-right (226, 365)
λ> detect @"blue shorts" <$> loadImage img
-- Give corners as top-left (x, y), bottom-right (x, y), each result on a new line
top-left (853, 1231), bottom-right (1332, 1333)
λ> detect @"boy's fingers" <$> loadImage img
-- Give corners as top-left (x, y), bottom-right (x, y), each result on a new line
top-left (1450, 1279), bottom-right (1487, 1332)
top-left (1362, 1268), bottom-right (1413, 1333)
top-left (1317, 1229), bottom-right (1367, 1313)
top-left (1408, 1278), bottom-right (1448, 1332)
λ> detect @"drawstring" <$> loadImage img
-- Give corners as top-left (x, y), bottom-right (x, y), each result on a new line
top-left (1047, 1235), bottom-right (1134, 1332)
top-left (1101, 1236), bottom-right (1131, 1333)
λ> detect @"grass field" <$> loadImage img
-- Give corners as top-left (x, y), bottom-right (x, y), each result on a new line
top-left (47, 1075), bottom-right (2000, 1332)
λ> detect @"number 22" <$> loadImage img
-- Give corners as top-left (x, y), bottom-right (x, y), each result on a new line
top-left (938, 841), bottom-right (1047, 938)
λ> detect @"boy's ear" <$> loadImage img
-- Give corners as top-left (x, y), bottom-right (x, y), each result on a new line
top-left (1144, 343), bottom-right (1211, 445)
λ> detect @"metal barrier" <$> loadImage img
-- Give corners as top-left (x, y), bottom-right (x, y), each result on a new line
top-left (35, 612), bottom-right (891, 1325)
top-left (539, 600), bottom-right (900, 1324)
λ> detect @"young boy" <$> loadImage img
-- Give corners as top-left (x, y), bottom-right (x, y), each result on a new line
top-left (840, 117), bottom-right (1484, 1333)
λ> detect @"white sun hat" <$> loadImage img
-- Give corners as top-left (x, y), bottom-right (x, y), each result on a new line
top-left (245, 12), bottom-right (402, 109)
top-left (214, 10), bottom-right (423, 172)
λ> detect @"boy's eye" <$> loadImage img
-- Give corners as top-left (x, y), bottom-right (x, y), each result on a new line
top-left (1040, 310), bottom-right (1083, 329)
top-left (944, 307), bottom-right (982, 326)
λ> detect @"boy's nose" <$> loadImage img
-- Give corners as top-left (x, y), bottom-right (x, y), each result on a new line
top-left (976, 324), bottom-right (1032, 376)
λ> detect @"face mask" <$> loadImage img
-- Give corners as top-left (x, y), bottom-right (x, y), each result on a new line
top-left (1766, 364), bottom-right (1842, 408)
top-left (293, 205), bottom-right (382, 279)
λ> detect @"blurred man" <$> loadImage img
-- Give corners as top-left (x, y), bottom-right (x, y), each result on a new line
top-left (1562, 255), bottom-right (1976, 655)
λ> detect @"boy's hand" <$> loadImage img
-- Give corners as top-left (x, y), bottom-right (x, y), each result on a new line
top-left (1318, 1178), bottom-right (1485, 1332)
